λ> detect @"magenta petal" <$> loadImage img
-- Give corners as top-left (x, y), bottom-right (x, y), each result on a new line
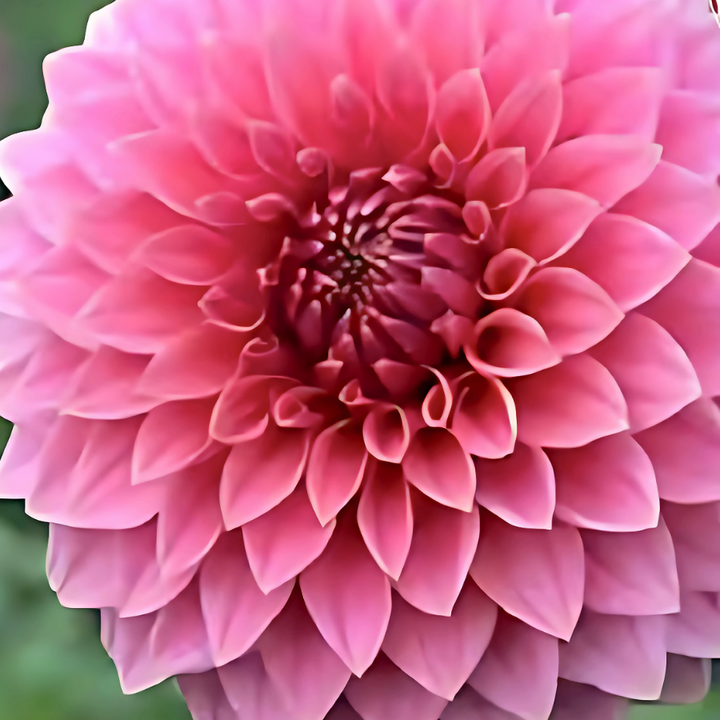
top-left (529, 134), bottom-right (662, 208)
top-left (243, 489), bottom-right (335, 593)
top-left (345, 653), bottom-right (449, 720)
top-left (471, 514), bottom-right (584, 641)
top-left (402, 427), bottom-right (476, 511)
top-left (641, 259), bottom-right (720, 396)
top-left (450, 374), bottom-right (517, 460)
top-left (500, 188), bottom-right (602, 264)
top-left (382, 585), bottom-right (497, 700)
top-left (300, 519), bottom-right (391, 677)
top-left (474, 443), bottom-right (555, 530)
top-left (307, 419), bottom-right (369, 525)
top-left (199, 532), bottom-right (293, 667)
top-left (560, 213), bottom-right (690, 312)
top-left (259, 595), bottom-right (351, 720)
top-left (395, 495), bottom-right (480, 616)
top-left (589, 313), bottom-right (701, 432)
top-left (469, 612), bottom-right (559, 720)
top-left (582, 520), bottom-right (679, 616)
top-left (220, 424), bottom-right (310, 529)
top-left (357, 461), bottom-right (413, 581)
top-left (435, 69), bottom-right (490, 161)
top-left (559, 612), bottom-right (667, 701)
top-left (635, 399), bottom-right (720, 504)
top-left (362, 405), bottom-right (410, 463)
top-left (508, 355), bottom-right (629, 448)
top-left (513, 267), bottom-right (624, 355)
top-left (548, 433), bottom-right (659, 532)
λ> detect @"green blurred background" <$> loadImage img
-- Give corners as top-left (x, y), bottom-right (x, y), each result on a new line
top-left (0, 1), bottom-right (717, 718)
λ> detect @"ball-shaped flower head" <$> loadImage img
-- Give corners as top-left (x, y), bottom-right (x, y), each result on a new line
top-left (1, 0), bottom-right (720, 718)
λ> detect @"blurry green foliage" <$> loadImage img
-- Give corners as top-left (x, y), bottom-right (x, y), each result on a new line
top-left (0, 0), bottom-right (718, 718)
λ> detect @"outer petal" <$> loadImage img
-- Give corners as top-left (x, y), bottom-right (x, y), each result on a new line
top-left (470, 514), bottom-right (584, 641)
top-left (381, 586), bottom-right (497, 700)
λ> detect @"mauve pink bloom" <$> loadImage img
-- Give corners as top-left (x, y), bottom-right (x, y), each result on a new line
top-left (1, 0), bottom-right (720, 717)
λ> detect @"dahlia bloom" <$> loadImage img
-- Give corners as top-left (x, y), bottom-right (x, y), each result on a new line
top-left (1, 0), bottom-right (720, 717)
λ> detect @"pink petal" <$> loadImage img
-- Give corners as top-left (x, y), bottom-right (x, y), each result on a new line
top-left (548, 433), bottom-right (659, 532)
top-left (557, 67), bottom-right (663, 144)
top-left (435, 69), bottom-right (490, 161)
top-left (488, 70), bottom-right (562, 167)
top-left (138, 323), bottom-right (245, 401)
top-left (440, 686), bottom-right (519, 720)
top-left (469, 612), bottom-right (559, 720)
top-left (589, 313), bottom-right (701, 432)
top-left (243, 489), bottom-right (336, 593)
top-left (362, 405), bottom-right (410, 463)
top-left (157, 455), bottom-right (225, 576)
top-left (479, 248), bottom-right (536, 301)
top-left (499, 188), bottom-right (602, 264)
top-left (357, 461), bottom-right (413, 581)
top-left (474, 443), bottom-right (555, 530)
top-left (641, 259), bottom-right (720, 396)
top-left (464, 147), bottom-right (527, 209)
top-left (199, 532), bottom-right (293, 667)
top-left (470, 514), bottom-right (584, 641)
top-left (508, 355), bottom-right (629, 448)
top-left (300, 519), bottom-right (391, 676)
top-left (421, 267), bottom-right (482, 318)
top-left (614, 161), bottom-right (720, 251)
top-left (551, 680), bottom-right (629, 720)
top-left (382, 585), bottom-right (497, 700)
top-left (220, 423), bottom-right (310, 529)
top-left (402, 427), bottom-right (476, 511)
top-left (529, 135), bottom-right (662, 208)
top-left (345, 653), bottom-right (449, 720)
top-left (582, 519), bottom-right (679, 616)
top-left (80, 267), bottom-right (205, 354)
top-left (133, 397), bottom-right (217, 483)
top-left (559, 612), bottom-right (667, 701)
top-left (666, 591), bottom-right (720, 658)
top-left (513, 267), bottom-right (623, 355)
top-left (659, 655), bottom-right (712, 706)
top-left (259, 594), bottom-right (352, 720)
top-left (306, 419), bottom-right (368, 525)
top-left (450, 373), bottom-right (517, 459)
top-left (177, 670), bottom-right (237, 720)
top-left (634, 399), bottom-right (720, 504)
top-left (559, 213), bottom-right (690, 311)
top-left (395, 494), bottom-right (480, 616)
top-left (464, 308), bottom-right (561, 378)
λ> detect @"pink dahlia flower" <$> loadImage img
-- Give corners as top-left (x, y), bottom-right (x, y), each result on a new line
top-left (2, 0), bottom-right (720, 717)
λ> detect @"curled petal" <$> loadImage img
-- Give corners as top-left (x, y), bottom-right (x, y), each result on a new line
top-left (363, 405), bottom-right (410, 463)
top-left (471, 514), bottom-right (584, 641)
top-left (402, 427), bottom-right (476, 511)
top-left (478, 248), bottom-right (536, 301)
top-left (465, 308), bottom-right (561, 378)
top-left (547, 433), bottom-right (659, 532)
top-left (421, 368), bottom-right (453, 428)
top-left (465, 147), bottom-right (527, 209)
top-left (382, 586), bottom-right (497, 700)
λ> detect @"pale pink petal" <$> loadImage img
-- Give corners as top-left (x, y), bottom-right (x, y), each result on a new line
top-left (559, 612), bottom-right (667, 701)
top-left (469, 612), bottom-right (559, 720)
top-left (474, 443), bottom-right (555, 530)
top-left (243, 489), bottom-right (336, 593)
top-left (357, 461), bottom-right (413, 581)
top-left (582, 519), bottom-right (680, 616)
top-left (470, 514), bottom-right (584, 641)
top-left (199, 532), bottom-right (293, 667)
top-left (300, 519), bottom-right (391, 676)
top-left (402, 427), bottom-right (476, 511)
top-left (529, 135), bottom-right (662, 208)
top-left (508, 355), bottom-right (629, 448)
top-left (220, 424), bottom-right (310, 529)
top-left (395, 494), bottom-right (480, 616)
top-left (588, 313), bottom-right (701, 432)
top-left (307, 419), bottom-right (368, 525)
top-left (382, 585), bottom-right (497, 700)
